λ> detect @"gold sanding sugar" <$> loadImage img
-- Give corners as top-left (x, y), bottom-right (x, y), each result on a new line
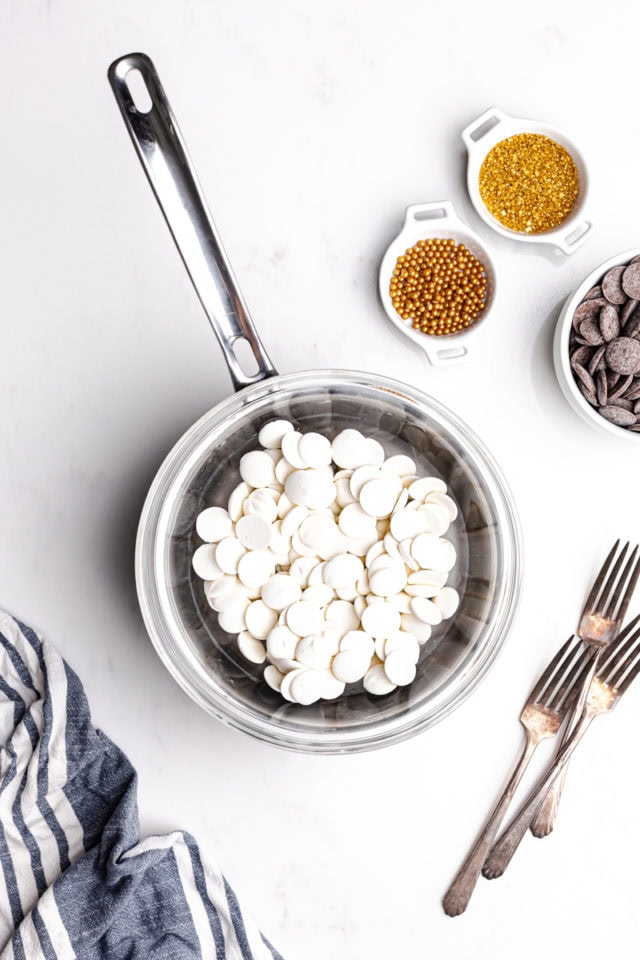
top-left (478, 133), bottom-right (579, 234)
top-left (389, 237), bottom-right (488, 337)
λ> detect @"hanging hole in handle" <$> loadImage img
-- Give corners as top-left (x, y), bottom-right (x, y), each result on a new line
top-left (563, 221), bottom-right (592, 248)
top-left (231, 337), bottom-right (260, 378)
top-left (413, 207), bottom-right (448, 222)
top-left (125, 68), bottom-right (153, 113)
top-left (436, 346), bottom-right (467, 362)
top-left (468, 115), bottom-right (501, 142)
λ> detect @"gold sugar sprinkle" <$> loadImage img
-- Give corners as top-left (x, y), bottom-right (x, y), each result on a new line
top-left (389, 237), bottom-right (488, 337)
top-left (478, 133), bottom-right (579, 234)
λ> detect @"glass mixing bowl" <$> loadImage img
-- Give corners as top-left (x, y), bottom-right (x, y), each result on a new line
top-left (136, 369), bottom-right (522, 753)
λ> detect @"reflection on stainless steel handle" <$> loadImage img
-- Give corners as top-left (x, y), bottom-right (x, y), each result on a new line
top-left (108, 52), bottom-right (278, 392)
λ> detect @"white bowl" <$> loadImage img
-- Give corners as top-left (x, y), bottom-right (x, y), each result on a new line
top-left (462, 106), bottom-right (592, 256)
top-left (553, 247), bottom-right (640, 442)
top-left (378, 200), bottom-right (497, 367)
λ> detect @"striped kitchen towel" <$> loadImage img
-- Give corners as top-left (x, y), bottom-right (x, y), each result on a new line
top-left (0, 610), bottom-right (284, 959)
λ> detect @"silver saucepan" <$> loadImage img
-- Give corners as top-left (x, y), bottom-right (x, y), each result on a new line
top-left (108, 53), bottom-right (522, 754)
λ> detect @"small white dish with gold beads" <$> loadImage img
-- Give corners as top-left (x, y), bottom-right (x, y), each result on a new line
top-left (378, 200), bottom-right (497, 367)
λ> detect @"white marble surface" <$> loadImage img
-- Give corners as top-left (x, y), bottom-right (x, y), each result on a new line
top-left (2, 1), bottom-right (640, 956)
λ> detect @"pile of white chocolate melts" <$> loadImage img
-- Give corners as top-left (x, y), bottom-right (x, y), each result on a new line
top-left (192, 420), bottom-right (460, 705)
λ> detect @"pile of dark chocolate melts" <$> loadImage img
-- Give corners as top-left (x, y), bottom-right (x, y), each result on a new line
top-left (569, 256), bottom-right (640, 431)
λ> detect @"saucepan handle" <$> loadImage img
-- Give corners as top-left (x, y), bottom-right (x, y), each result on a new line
top-left (108, 52), bottom-right (277, 391)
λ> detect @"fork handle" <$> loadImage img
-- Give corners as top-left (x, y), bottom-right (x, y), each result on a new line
top-left (482, 711), bottom-right (595, 879)
top-left (530, 651), bottom-right (600, 837)
top-left (442, 737), bottom-right (537, 916)
top-left (530, 766), bottom-right (567, 836)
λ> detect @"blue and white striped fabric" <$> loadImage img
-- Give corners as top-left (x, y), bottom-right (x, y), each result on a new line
top-left (0, 610), bottom-right (284, 960)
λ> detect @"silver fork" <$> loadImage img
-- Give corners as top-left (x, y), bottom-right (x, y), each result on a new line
top-left (530, 540), bottom-right (640, 837)
top-left (483, 613), bottom-right (640, 879)
top-left (442, 635), bottom-right (591, 916)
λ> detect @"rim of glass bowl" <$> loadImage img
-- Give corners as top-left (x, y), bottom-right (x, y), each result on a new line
top-left (135, 369), bottom-right (523, 754)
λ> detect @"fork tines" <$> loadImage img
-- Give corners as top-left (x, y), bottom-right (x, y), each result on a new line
top-left (532, 636), bottom-right (592, 712)
top-left (585, 541), bottom-right (640, 627)
top-left (596, 613), bottom-right (640, 694)
top-left (606, 545), bottom-right (640, 625)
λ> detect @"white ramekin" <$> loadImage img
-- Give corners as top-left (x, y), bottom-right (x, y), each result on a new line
top-left (462, 106), bottom-right (592, 256)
